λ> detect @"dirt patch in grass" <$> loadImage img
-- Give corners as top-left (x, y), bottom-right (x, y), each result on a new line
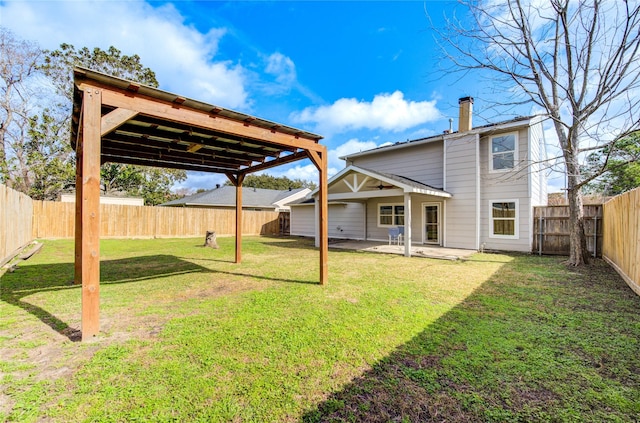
top-left (0, 256), bottom-right (267, 420)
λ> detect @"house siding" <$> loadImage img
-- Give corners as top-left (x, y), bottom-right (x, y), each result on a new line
top-left (291, 203), bottom-right (366, 239)
top-left (290, 205), bottom-right (315, 237)
top-left (444, 134), bottom-right (479, 250)
top-left (365, 195), bottom-right (445, 243)
top-left (327, 202), bottom-right (366, 239)
top-left (350, 141), bottom-right (444, 188)
top-left (479, 128), bottom-right (532, 252)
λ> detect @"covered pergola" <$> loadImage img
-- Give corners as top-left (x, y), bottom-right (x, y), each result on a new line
top-left (71, 67), bottom-right (328, 341)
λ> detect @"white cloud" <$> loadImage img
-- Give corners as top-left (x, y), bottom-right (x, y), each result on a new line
top-left (327, 138), bottom-right (378, 169)
top-left (261, 138), bottom-right (380, 186)
top-left (291, 91), bottom-right (441, 133)
top-left (0, 1), bottom-right (249, 109)
top-left (265, 52), bottom-right (297, 85)
top-left (173, 172), bottom-right (228, 192)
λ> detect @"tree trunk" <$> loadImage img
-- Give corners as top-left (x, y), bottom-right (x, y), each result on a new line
top-left (566, 163), bottom-right (590, 266)
top-left (204, 231), bottom-right (219, 249)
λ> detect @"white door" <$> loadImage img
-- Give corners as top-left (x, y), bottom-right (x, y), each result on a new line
top-left (424, 203), bottom-right (440, 245)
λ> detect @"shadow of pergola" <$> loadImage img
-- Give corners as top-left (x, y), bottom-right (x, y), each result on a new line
top-left (0, 255), bottom-right (212, 341)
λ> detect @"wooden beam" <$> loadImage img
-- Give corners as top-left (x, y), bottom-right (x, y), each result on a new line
top-left (100, 108), bottom-right (138, 136)
top-left (240, 150), bottom-right (309, 174)
top-left (102, 154), bottom-right (237, 173)
top-left (74, 141), bottom-right (83, 286)
top-left (228, 173), bottom-right (245, 264)
top-left (307, 150), bottom-right (322, 169)
top-left (225, 172), bottom-right (239, 187)
top-left (186, 143), bottom-right (204, 153)
top-left (309, 147), bottom-right (329, 285)
top-left (79, 81), bottom-right (324, 152)
top-left (80, 87), bottom-right (102, 341)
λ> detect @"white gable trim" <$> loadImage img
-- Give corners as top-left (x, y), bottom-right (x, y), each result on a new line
top-left (310, 165), bottom-right (451, 199)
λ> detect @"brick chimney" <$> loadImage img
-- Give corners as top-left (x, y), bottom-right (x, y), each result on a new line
top-left (458, 97), bottom-right (474, 132)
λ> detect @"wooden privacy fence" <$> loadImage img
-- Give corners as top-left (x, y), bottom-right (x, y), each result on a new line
top-left (533, 205), bottom-right (603, 257)
top-left (32, 201), bottom-right (282, 239)
top-left (0, 185), bottom-right (34, 266)
top-left (602, 188), bottom-right (640, 296)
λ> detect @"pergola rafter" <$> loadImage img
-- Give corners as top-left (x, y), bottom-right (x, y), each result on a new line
top-left (72, 67), bottom-right (328, 341)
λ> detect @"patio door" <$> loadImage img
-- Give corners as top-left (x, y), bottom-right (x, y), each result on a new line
top-left (424, 203), bottom-right (440, 245)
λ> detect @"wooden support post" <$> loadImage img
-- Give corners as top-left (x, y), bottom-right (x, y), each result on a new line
top-left (226, 172), bottom-right (245, 264)
top-left (235, 174), bottom-right (244, 263)
top-left (74, 143), bottom-right (83, 285)
top-left (80, 87), bottom-right (102, 341)
top-left (308, 148), bottom-right (329, 285)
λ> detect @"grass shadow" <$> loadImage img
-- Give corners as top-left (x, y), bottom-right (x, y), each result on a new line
top-left (0, 255), bottom-right (212, 341)
top-left (301, 256), bottom-right (640, 422)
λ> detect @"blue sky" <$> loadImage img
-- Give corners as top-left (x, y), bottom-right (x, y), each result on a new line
top-left (1, 0), bottom-right (564, 191)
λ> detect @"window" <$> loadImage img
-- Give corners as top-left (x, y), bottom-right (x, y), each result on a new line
top-left (490, 200), bottom-right (519, 238)
top-left (378, 204), bottom-right (404, 227)
top-left (490, 133), bottom-right (517, 171)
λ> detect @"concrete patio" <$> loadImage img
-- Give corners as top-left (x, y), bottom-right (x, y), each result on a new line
top-left (328, 240), bottom-right (477, 260)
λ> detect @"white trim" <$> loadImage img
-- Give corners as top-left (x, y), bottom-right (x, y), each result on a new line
top-left (443, 200), bottom-right (447, 247)
top-left (443, 138), bottom-right (447, 191)
top-left (475, 133), bottom-right (481, 250)
top-left (527, 125), bottom-right (533, 250)
top-left (329, 189), bottom-right (404, 201)
top-left (363, 200), bottom-right (368, 240)
top-left (341, 115), bottom-right (539, 161)
top-left (309, 165), bottom-right (451, 199)
top-left (422, 202), bottom-right (441, 245)
top-left (377, 202), bottom-right (405, 228)
top-left (488, 131), bottom-right (519, 173)
top-left (404, 194), bottom-right (412, 257)
top-left (489, 199), bottom-right (520, 239)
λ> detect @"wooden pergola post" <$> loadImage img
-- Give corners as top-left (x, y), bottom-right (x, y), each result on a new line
top-left (78, 87), bottom-right (102, 340)
top-left (226, 173), bottom-right (245, 263)
top-left (74, 140), bottom-right (83, 285)
top-left (308, 148), bottom-right (329, 285)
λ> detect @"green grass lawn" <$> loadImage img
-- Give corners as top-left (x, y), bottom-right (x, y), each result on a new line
top-left (1, 237), bottom-right (638, 422)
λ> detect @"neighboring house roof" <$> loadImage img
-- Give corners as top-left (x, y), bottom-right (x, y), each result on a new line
top-left (161, 186), bottom-right (310, 209)
top-left (342, 115), bottom-right (542, 160)
top-left (301, 165), bottom-right (452, 201)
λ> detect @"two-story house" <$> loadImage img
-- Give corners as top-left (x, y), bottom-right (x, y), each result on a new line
top-left (290, 97), bottom-right (548, 254)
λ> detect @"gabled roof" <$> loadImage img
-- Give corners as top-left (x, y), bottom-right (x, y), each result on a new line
top-left (162, 186), bottom-right (310, 208)
top-left (306, 165), bottom-right (451, 199)
top-left (342, 115), bottom-right (543, 160)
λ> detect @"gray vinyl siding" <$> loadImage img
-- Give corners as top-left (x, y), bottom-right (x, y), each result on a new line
top-left (327, 202), bottom-right (366, 239)
top-left (366, 197), bottom-right (402, 241)
top-left (290, 205), bottom-right (315, 237)
top-left (350, 141), bottom-right (444, 188)
top-left (444, 134), bottom-right (479, 250)
top-left (366, 195), bottom-right (444, 243)
top-left (290, 203), bottom-right (366, 239)
top-left (479, 128), bottom-right (532, 252)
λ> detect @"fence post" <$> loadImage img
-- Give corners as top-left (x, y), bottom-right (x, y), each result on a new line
top-left (593, 215), bottom-right (598, 258)
top-left (538, 214), bottom-right (543, 256)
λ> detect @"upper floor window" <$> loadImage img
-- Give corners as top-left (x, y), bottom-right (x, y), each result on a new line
top-left (490, 133), bottom-right (518, 171)
top-left (378, 204), bottom-right (404, 227)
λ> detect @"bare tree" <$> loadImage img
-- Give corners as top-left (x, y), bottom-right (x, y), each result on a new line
top-left (0, 27), bottom-right (43, 185)
top-left (437, 0), bottom-right (640, 265)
